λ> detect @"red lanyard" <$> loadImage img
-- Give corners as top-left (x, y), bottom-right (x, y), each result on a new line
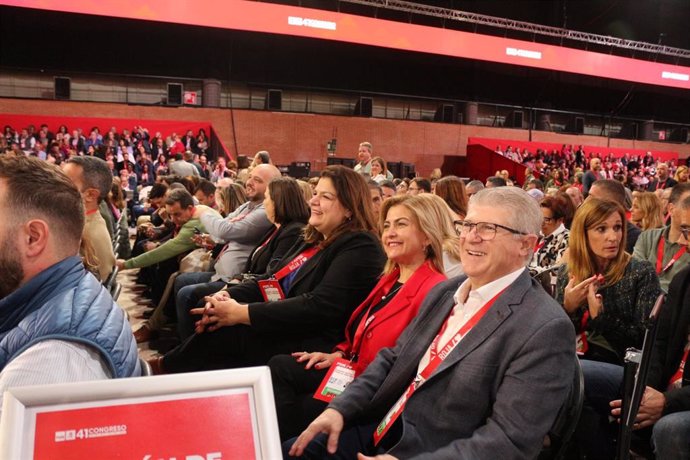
top-left (656, 237), bottom-right (687, 274)
top-left (373, 287), bottom-right (506, 445)
top-left (85, 208), bottom-right (99, 216)
top-left (273, 246), bottom-right (320, 281)
top-left (252, 227), bottom-right (279, 257)
top-left (534, 239), bottom-right (545, 252)
top-left (579, 310), bottom-right (590, 354)
top-left (670, 348), bottom-right (690, 387)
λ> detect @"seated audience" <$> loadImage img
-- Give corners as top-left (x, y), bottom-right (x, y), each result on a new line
top-left (286, 186), bottom-right (575, 459)
top-left (557, 198), bottom-right (660, 364)
top-left (465, 179), bottom-right (484, 197)
top-left (62, 156), bottom-right (116, 281)
top-left (485, 175), bottom-right (507, 188)
top-left (169, 164), bottom-right (281, 324)
top-left (433, 175), bottom-right (468, 221)
top-left (369, 156), bottom-right (392, 183)
top-left (150, 165), bottom-right (386, 374)
top-left (631, 191), bottom-right (664, 230)
top-left (193, 178), bottom-right (217, 208)
top-left (407, 177), bottom-right (431, 195)
top-left (0, 156), bottom-right (140, 417)
top-left (171, 176), bottom-right (311, 341)
top-left (215, 182), bottom-right (247, 217)
top-left (378, 179), bottom-right (396, 200)
top-left (530, 193), bottom-right (574, 275)
top-left (269, 194), bottom-right (447, 440)
top-left (648, 162), bottom-right (677, 191)
top-left (588, 179), bottom-right (641, 253)
top-left (633, 183), bottom-right (690, 293)
top-left (367, 180), bottom-right (384, 221)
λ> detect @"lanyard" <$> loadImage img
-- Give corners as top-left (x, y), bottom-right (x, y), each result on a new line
top-left (578, 310), bottom-right (590, 354)
top-left (85, 208), bottom-right (99, 216)
top-left (349, 283), bottom-right (403, 361)
top-left (656, 237), bottom-right (687, 274)
top-left (251, 227), bottom-right (279, 261)
top-left (373, 287), bottom-right (506, 445)
top-left (670, 348), bottom-right (690, 388)
top-left (273, 246), bottom-right (320, 281)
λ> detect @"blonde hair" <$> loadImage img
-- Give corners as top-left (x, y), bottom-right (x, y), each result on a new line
top-left (379, 194), bottom-right (457, 275)
top-left (632, 192), bottom-right (663, 230)
top-left (568, 198), bottom-right (630, 286)
top-left (675, 165), bottom-right (689, 183)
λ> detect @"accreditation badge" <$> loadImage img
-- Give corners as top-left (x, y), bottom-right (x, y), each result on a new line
top-left (257, 279), bottom-right (285, 302)
top-left (313, 358), bottom-right (356, 403)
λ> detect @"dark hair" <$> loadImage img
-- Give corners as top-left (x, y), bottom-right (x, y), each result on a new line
top-left (410, 178), bottom-right (431, 193)
top-left (669, 183), bottom-right (690, 205)
top-left (149, 183), bottom-right (169, 200)
top-left (434, 175), bottom-right (468, 217)
top-left (164, 188), bottom-right (195, 208)
top-left (256, 151), bottom-right (271, 164)
top-left (590, 179), bottom-right (626, 206)
top-left (65, 155), bottom-right (112, 202)
top-left (303, 165), bottom-right (378, 247)
top-left (486, 176), bottom-right (507, 188)
top-left (195, 179), bottom-right (216, 197)
top-left (379, 179), bottom-right (396, 190)
top-left (367, 179), bottom-right (383, 196)
top-left (541, 193), bottom-right (576, 229)
top-left (0, 155), bottom-right (84, 253)
top-left (268, 177), bottom-right (310, 225)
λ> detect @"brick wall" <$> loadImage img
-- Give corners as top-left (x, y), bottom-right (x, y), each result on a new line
top-left (2, 98), bottom-right (688, 176)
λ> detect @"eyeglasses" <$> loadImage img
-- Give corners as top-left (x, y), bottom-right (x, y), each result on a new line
top-left (454, 220), bottom-right (527, 240)
top-left (681, 225), bottom-right (690, 241)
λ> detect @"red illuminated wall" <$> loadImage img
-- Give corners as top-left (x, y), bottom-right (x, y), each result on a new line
top-left (2, 0), bottom-right (690, 91)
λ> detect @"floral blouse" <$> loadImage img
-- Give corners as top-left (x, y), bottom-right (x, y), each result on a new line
top-left (530, 224), bottom-right (569, 275)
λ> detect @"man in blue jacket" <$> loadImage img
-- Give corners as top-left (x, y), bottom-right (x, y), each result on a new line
top-left (0, 155), bottom-right (140, 418)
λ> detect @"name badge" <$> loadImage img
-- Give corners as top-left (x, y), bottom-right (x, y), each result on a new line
top-left (313, 358), bottom-right (356, 403)
top-left (257, 279), bottom-right (285, 302)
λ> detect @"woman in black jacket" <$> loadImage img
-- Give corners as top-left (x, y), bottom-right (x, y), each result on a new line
top-left (175, 176), bottom-right (311, 339)
top-left (151, 166), bottom-right (386, 373)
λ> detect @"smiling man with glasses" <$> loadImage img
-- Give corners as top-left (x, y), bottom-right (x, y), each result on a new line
top-left (289, 187), bottom-right (576, 460)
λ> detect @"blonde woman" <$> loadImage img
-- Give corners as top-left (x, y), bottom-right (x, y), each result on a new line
top-left (631, 191), bottom-right (664, 230)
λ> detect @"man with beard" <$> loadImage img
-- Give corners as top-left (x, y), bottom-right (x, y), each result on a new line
top-left (0, 156), bottom-right (139, 418)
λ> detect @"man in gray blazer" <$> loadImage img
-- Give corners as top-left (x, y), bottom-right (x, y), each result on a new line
top-left (287, 186), bottom-right (577, 460)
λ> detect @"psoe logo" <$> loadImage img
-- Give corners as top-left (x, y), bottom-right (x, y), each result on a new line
top-left (142, 453), bottom-right (222, 460)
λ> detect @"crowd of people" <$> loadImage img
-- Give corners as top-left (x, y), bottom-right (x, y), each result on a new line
top-left (2, 128), bottom-right (690, 459)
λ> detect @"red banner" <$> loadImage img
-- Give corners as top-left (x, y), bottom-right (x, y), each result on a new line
top-left (2, 0), bottom-right (690, 90)
top-left (33, 392), bottom-right (257, 459)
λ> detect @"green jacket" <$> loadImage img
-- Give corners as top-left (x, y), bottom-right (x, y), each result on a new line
top-left (124, 206), bottom-right (219, 269)
top-left (632, 225), bottom-right (690, 293)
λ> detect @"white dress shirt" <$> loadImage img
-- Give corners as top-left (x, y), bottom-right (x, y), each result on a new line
top-left (417, 267), bottom-right (526, 372)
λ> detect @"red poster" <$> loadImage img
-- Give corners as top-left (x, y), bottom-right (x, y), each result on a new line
top-left (32, 392), bottom-right (257, 459)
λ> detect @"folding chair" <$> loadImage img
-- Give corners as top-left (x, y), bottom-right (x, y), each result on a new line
top-left (616, 294), bottom-right (665, 460)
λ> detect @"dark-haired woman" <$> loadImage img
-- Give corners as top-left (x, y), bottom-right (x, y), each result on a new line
top-left (151, 166), bottom-right (386, 373)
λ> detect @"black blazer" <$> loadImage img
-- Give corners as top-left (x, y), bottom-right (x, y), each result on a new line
top-left (648, 264), bottom-right (690, 415)
top-left (228, 231), bottom-right (386, 352)
top-left (240, 220), bottom-right (305, 277)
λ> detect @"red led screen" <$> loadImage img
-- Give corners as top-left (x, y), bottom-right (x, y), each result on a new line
top-left (2, 0), bottom-right (689, 90)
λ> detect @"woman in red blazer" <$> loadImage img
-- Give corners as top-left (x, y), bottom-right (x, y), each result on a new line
top-left (269, 194), bottom-right (455, 441)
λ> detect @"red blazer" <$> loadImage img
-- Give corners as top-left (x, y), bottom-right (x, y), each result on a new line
top-left (334, 261), bottom-right (446, 375)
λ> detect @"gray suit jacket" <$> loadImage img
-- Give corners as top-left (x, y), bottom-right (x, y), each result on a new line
top-left (329, 270), bottom-right (576, 460)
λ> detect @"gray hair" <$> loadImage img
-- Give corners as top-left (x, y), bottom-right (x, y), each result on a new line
top-left (466, 180), bottom-right (485, 194)
top-left (469, 187), bottom-right (541, 263)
